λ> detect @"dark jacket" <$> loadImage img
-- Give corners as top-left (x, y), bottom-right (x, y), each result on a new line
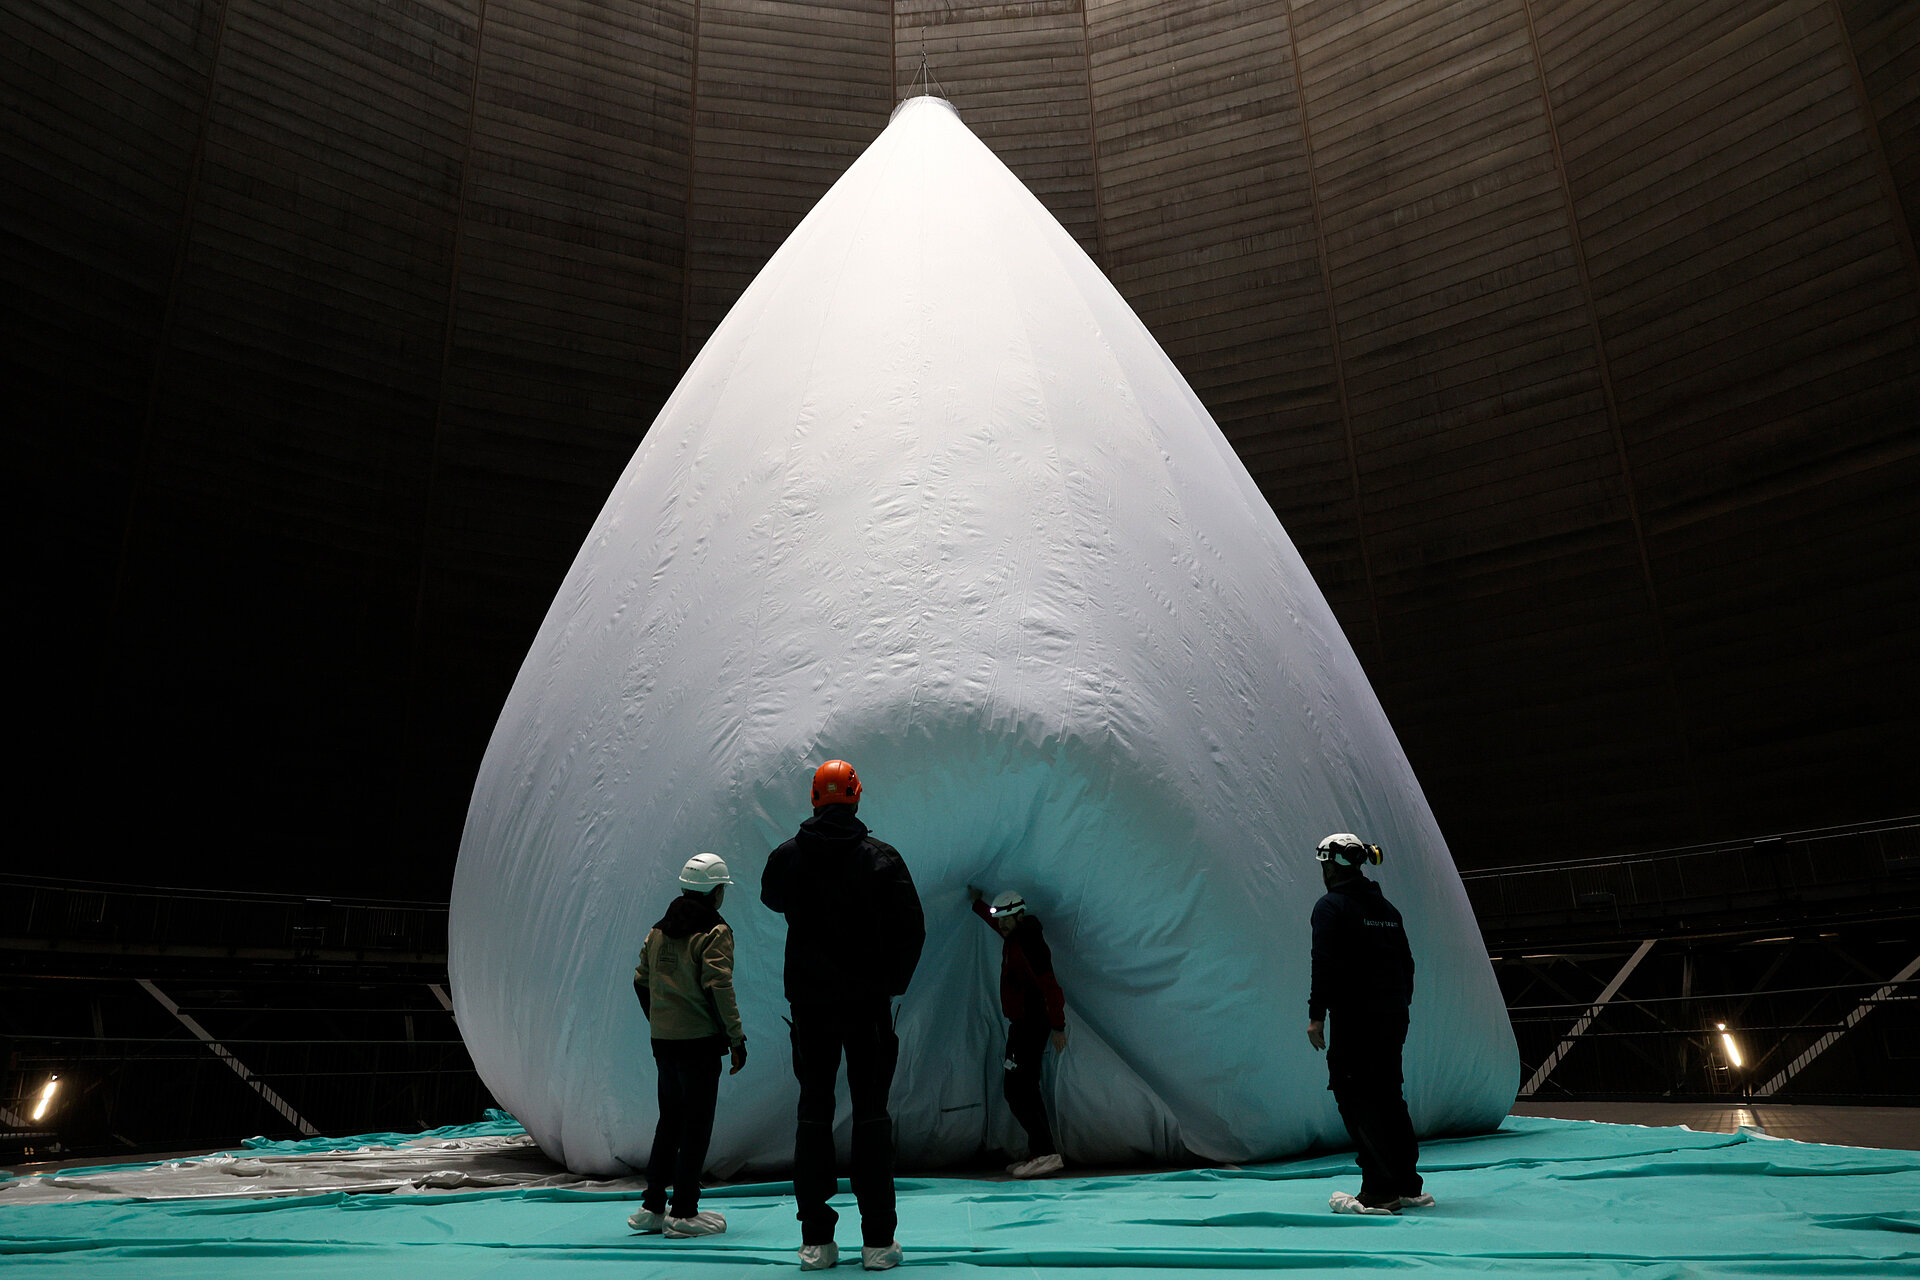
top-left (761, 807), bottom-right (925, 1007)
top-left (971, 900), bottom-right (1066, 1029)
top-left (1308, 876), bottom-right (1414, 1023)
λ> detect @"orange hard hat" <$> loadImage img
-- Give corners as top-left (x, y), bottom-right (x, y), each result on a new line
top-left (812, 760), bottom-right (862, 808)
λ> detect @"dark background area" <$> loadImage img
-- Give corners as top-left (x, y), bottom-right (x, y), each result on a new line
top-left (7, 0), bottom-right (1918, 902)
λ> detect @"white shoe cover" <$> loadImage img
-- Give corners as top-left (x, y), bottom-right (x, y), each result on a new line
top-left (1329, 1191), bottom-right (1397, 1216)
top-left (665, 1210), bottom-right (727, 1237)
top-left (799, 1242), bottom-right (840, 1270)
top-left (1011, 1153), bottom-right (1064, 1179)
top-left (1399, 1192), bottom-right (1436, 1208)
top-left (861, 1240), bottom-right (903, 1270)
top-left (627, 1207), bottom-right (666, 1233)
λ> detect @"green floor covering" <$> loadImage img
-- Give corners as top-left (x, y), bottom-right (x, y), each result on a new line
top-left (5, 1115), bottom-right (1917, 1277)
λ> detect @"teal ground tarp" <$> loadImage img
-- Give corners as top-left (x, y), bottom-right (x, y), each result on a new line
top-left (4, 1116), bottom-right (1917, 1276)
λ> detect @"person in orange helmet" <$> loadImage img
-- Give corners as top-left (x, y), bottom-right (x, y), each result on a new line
top-left (761, 760), bottom-right (925, 1272)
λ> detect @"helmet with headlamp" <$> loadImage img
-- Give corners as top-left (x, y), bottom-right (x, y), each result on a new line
top-left (1315, 832), bottom-right (1383, 868)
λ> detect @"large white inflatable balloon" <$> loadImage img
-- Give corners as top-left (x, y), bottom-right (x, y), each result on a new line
top-left (450, 96), bottom-right (1518, 1175)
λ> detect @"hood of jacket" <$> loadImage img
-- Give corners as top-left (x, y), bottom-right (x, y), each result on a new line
top-left (1332, 875), bottom-right (1381, 898)
top-left (797, 805), bottom-right (871, 849)
top-left (654, 891), bottom-right (724, 939)
top-left (1324, 864), bottom-right (1377, 896)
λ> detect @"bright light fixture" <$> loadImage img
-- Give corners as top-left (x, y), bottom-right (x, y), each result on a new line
top-left (1720, 1029), bottom-right (1744, 1068)
top-left (30, 1074), bottom-right (60, 1122)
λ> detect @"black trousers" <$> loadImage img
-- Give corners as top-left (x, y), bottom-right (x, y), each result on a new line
top-left (790, 1001), bottom-right (899, 1247)
top-left (1326, 1009), bottom-right (1421, 1201)
top-left (643, 1035), bottom-right (726, 1217)
top-left (1003, 1018), bottom-right (1056, 1157)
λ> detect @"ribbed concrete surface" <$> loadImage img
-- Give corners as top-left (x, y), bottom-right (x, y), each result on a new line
top-left (5, 0), bottom-right (1915, 891)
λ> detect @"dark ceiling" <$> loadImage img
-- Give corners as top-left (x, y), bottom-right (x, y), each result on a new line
top-left (9, 0), bottom-right (1917, 898)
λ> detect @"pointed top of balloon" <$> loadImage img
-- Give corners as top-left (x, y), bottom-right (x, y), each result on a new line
top-left (889, 92), bottom-right (956, 123)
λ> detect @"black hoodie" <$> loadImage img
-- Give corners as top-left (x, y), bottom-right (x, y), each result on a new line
top-left (1308, 874), bottom-right (1414, 1023)
top-left (761, 806), bottom-right (925, 1007)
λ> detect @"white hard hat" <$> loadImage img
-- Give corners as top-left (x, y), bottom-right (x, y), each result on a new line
top-left (988, 890), bottom-right (1027, 917)
top-left (1315, 833), bottom-right (1382, 867)
top-left (679, 852), bottom-right (733, 891)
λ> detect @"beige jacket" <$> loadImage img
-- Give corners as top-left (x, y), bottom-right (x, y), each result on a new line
top-left (635, 922), bottom-right (746, 1044)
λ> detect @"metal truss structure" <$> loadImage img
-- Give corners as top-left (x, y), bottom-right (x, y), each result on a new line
top-left (1468, 818), bottom-right (1920, 1102)
top-left (1, 877), bottom-right (490, 1163)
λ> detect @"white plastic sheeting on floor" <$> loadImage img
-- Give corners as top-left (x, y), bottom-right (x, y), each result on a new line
top-left (449, 95), bottom-right (1518, 1176)
top-left (0, 1114), bottom-right (615, 1204)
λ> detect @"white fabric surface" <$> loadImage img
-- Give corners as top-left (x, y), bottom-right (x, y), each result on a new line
top-left (449, 96), bottom-right (1518, 1175)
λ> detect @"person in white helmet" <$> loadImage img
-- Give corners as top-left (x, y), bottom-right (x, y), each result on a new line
top-left (1306, 833), bottom-right (1431, 1216)
top-left (627, 852), bottom-right (748, 1239)
top-left (967, 885), bottom-right (1068, 1178)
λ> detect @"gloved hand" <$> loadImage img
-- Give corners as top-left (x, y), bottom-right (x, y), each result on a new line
top-left (1307, 1020), bottom-right (1326, 1051)
top-left (1050, 1028), bottom-right (1068, 1054)
top-left (966, 885), bottom-right (983, 903)
top-left (729, 1041), bottom-right (748, 1075)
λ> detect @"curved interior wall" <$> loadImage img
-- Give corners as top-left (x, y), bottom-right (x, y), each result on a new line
top-left (7, 0), bottom-right (1916, 892)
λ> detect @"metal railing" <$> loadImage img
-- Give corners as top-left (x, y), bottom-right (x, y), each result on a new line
top-left (1463, 816), bottom-right (1920, 938)
top-left (0, 874), bottom-right (449, 959)
top-left (1506, 975), bottom-right (1918, 1100)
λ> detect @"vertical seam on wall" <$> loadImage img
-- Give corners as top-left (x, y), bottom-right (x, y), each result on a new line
top-left (1079, 0), bottom-right (1109, 270)
top-left (1823, 0), bottom-right (1920, 289)
top-left (890, 0), bottom-right (897, 106)
top-left (1281, 1), bottom-right (1383, 663)
top-left (109, 0), bottom-right (235, 624)
top-left (680, 0), bottom-right (703, 369)
top-left (399, 0), bottom-right (490, 759)
top-left (1518, 0), bottom-right (1706, 813)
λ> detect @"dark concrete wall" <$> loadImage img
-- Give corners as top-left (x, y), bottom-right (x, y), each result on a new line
top-left (7, 0), bottom-right (1914, 893)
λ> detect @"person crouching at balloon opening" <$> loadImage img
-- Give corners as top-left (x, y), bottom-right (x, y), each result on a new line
top-left (967, 885), bottom-right (1069, 1178)
top-left (628, 852), bottom-right (748, 1239)
top-left (761, 760), bottom-right (926, 1273)
top-left (1307, 833), bottom-right (1434, 1215)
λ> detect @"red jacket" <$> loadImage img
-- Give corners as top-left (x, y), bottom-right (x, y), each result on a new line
top-left (973, 900), bottom-right (1066, 1029)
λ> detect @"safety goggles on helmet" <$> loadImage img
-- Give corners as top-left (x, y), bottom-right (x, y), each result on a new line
top-left (1315, 833), bottom-right (1383, 866)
